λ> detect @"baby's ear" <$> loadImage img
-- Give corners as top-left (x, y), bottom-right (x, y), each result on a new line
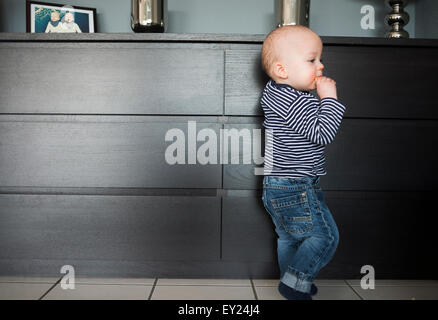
top-left (272, 62), bottom-right (288, 80)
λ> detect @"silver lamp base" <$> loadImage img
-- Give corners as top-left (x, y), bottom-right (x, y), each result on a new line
top-left (385, 0), bottom-right (410, 38)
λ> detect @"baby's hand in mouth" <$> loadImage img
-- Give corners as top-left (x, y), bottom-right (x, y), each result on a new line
top-left (315, 76), bottom-right (337, 99)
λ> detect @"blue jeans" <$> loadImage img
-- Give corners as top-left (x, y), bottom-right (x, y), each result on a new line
top-left (262, 175), bottom-right (339, 294)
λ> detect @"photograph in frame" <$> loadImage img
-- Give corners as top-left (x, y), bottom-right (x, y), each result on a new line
top-left (26, 1), bottom-right (97, 33)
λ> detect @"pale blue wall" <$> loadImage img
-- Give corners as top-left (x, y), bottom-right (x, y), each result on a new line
top-left (416, 0), bottom-right (438, 38)
top-left (0, 0), bottom-right (435, 38)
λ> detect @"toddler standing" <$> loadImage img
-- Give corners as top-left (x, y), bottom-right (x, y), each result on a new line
top-left (260, 26), bottom-right (346, 300)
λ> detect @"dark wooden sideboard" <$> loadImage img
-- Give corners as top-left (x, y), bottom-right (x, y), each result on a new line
top-left (0, 33), bottom-right (437, 279)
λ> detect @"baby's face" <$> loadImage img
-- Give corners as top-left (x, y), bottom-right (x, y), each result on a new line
top-left (65, 13), bottom-right (74, 23)
top-left (277, 31), bottom-right (324, 91)
top-left (51, 12), bottom-right (60, 22)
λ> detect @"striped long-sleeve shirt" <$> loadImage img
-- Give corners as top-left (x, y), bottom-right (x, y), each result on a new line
top-left (261, 79), bottom-right (346, 178)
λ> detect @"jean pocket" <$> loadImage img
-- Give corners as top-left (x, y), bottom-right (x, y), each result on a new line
top-left (271, 190), bottom-right (313, 235)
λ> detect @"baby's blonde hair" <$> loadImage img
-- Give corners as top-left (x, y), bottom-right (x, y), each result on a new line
top-left (261, 25), bottom-right (315, 78)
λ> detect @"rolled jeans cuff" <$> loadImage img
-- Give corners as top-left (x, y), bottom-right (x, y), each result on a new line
top-left (281, 270), bottom-right (312, 294)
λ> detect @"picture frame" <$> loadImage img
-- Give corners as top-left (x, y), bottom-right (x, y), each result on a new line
top-left (26, 1), bottom-right (97, 33)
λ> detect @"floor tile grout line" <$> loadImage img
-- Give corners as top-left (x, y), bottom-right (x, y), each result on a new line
top-left (154, 284), bottom-right (253, 287)
top-left (344, 280), bottom-right (364, 300)
top-left (0, 281), bottom-right (61, 284)
top-left (65, 282), bottom-right (156, 286)
top-left (249, 279), bottom-right (259, 300)
top-left (148, 278), bottom-right (158, 300)
top-left (38, 276), bottom-right (63, 300)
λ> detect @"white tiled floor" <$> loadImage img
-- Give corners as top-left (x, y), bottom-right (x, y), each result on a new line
top-left (0, 277), bottom-right (437, 300)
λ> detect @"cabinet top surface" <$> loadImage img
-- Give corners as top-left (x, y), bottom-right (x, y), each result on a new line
top-left (0, 33), bottom-right (437, 47)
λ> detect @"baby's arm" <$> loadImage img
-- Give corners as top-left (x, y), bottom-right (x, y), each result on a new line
top-left (264, 83), bottom-right (346, 145)
top-left (284, 95), bottom-right (345, 145)
top-left (75, 23), bottom-right (82, 33)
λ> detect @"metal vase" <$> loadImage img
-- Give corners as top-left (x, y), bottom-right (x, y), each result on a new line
top-left (131, 0), bottom-right (167, 33)
top-left (275, 0), bottom-right (310, 28)
top-left (385, 0), bottom-right (410, 38)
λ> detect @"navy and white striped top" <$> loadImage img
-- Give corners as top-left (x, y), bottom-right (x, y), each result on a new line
top-left (261, 79), bottom-right (346, 178)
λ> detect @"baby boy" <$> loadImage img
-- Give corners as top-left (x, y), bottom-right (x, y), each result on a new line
top-left (260, 26), bottom-right (346, 300)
